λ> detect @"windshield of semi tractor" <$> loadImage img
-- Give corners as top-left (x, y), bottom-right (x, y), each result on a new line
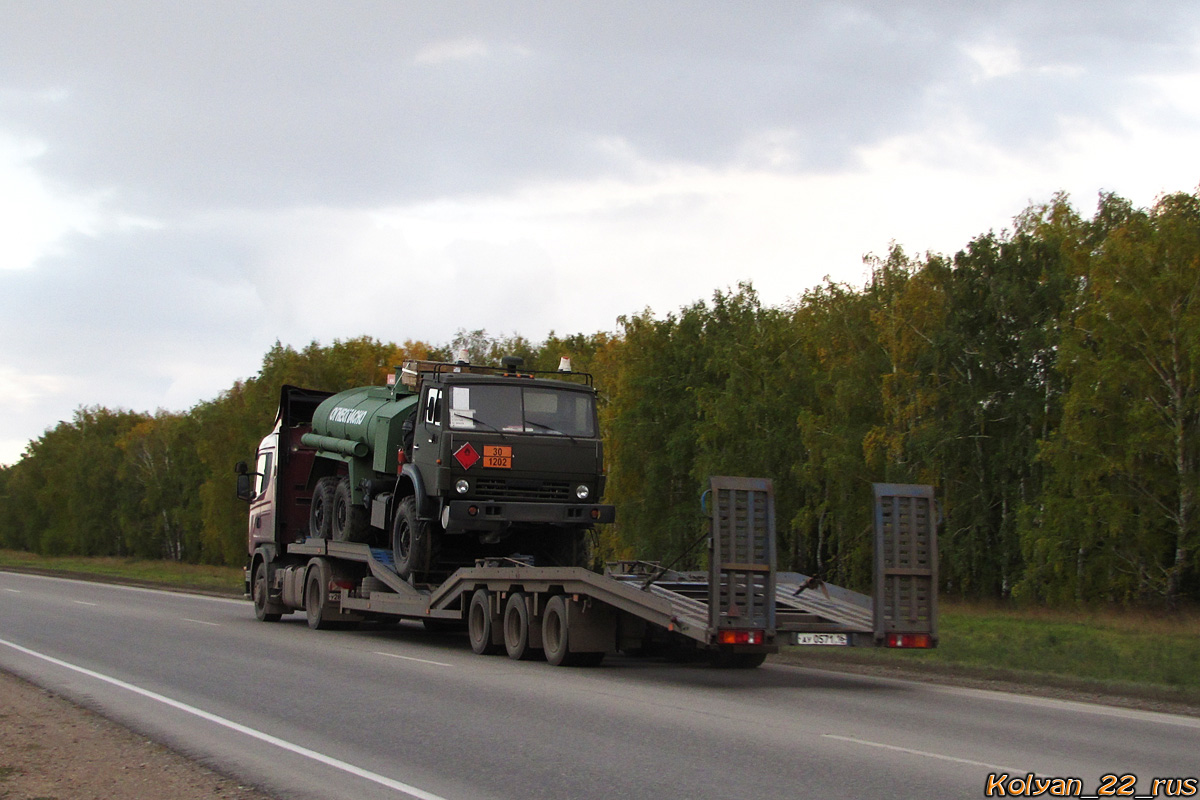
top-left (448, 384), bottom-right (596, 437)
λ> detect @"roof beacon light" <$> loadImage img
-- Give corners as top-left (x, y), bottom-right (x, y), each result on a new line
top-left (455, 348), bottom-right (470, 365)
top-left (558, 356), bottom-right (572, 372)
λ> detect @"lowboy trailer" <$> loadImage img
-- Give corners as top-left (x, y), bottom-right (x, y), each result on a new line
top-left (254, 476), bottom-right (938, 668)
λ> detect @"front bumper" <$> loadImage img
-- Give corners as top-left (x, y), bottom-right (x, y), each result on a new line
top-left (443, 500), bottom-right (615, 532)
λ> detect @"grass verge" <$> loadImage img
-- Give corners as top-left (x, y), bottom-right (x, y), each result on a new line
top-left (778, 601), bottom-right (1200, 709)
top-left (0, 549), bottom-right (245, 596)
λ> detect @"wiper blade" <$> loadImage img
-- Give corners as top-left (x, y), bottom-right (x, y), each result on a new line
top-left (524, 419), bottom-right (576, 442)
top-left (452, 411), bottom-right (507, 439)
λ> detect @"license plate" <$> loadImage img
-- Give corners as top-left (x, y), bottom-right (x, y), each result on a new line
top-left (483, 445), bottom-right (512, 469)
top-left (792, 632), bottom-right (848, 646)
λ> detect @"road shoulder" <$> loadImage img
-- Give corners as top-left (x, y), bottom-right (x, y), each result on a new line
top-left (0, 669), bottom-right (277, 800)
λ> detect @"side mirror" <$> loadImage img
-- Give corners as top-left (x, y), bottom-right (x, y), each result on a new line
top-left (236, 473), bottom-right (254, 502)
top-left (235, 460), bottom-right (248, 475)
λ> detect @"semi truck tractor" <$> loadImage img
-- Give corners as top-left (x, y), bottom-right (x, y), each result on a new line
top-left (238, 368), bottom-right (939, 667)
top-left (237, 356), bottom-right (614, 583)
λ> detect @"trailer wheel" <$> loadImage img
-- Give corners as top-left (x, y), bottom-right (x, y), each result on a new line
top-left (332, 478), bottom-right (369, 543)
top-left (252, 561), bottom-right (282, 622)
top-left (542, 596), bottom-right (577, 666)
top-left (392, 496), bottom-right (432, 580)
top-left (309, 477), bottom-right (337, 539)
top-left (503, 592), bottom-right (541, 661)
top-left (467, 589), bottom-right (502, 655)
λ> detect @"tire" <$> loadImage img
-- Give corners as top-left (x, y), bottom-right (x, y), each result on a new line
top-left (503, 592), bottom-right (541, 661)
top-left (392, 496), bottom-right (433, 580)
top-left (309, 477), bottom-right (337, 539)
top-left (252, 561), bottom-right (282, 622)
top-left (332, 478), bottom-right (369, 543)
top-left (305, 571), bottom-right (334, 630)
top-left (542, 595), bottom-right (605, 668)
top-left (542, 595), bottom-right (573, 666)
top-left (467, 589), bottom-right (501, 655)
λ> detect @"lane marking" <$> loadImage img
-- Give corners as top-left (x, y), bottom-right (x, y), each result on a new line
top-left (374, 652), bottom-right (454, 668)
top-left (182, 619), bottom-right (220, 627)
top-left (822, 734), bottom-right (1027, 773)
top-left (0, 637), bottom-right (451, 800)
top-left (3, 588), bottom-right (21, 593)
top-left (73, 601), bottom-right (98, 607)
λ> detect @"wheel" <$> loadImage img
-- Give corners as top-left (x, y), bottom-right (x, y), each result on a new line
top-left (709, 651), bottom-right (768, 669)
top-left (467, 589), bottom-right (501, 655)
top-left (309, 477), bottom-right (337, 539)
top-left (332, 478), bottom-right (369, 542)
top-left (392, 496), bottom-right (433, 580)
top-left (542, 595), bottom-right (585, 666)
top-left (503, 592), bottom-right (541, 661)
top-left (305, 572), bottom-right (335, 630)
top-left (252, 561), bottom-right (282, 622)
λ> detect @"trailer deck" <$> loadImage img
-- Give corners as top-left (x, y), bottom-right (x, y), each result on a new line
top-left (281, 477), bottom-right (937, 664)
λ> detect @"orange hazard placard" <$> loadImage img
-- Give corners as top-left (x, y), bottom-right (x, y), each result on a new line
top-left (483, 445), bottom-right (512, 469)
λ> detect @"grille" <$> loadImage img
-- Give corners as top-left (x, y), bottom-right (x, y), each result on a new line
top-left (474, 478), bottom-right (571, 501)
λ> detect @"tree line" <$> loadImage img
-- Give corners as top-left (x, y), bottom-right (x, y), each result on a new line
top-left (2, 189), bottom-right (1197, 608)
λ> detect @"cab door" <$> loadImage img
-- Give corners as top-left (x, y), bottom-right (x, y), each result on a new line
top-left (248, 435), bottom-right (277, 550)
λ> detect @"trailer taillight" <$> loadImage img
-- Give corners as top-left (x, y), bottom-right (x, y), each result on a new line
top-left (886, 633), bottom-right (934, 648)
top-left (718, 630), bottom-right (763, 645)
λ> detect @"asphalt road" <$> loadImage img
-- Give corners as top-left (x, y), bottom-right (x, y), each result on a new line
top-left (1, 570), bottom-right (1197, 800)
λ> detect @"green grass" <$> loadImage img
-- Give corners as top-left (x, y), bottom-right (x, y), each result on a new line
top-left (0, 550), bottom-right (245, 595)
top-left (782, 601), bottom-right (1200, 701)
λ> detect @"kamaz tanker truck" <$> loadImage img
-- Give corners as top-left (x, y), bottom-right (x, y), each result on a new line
top-left (236, 356), bottom-right (615, 588)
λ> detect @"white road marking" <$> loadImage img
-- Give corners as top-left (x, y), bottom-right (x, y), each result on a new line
top-left (3, 588), bottom-right (21, 593)
top-left (821, 733), bottom-right (1027, 773)
top-left (374, 651), bottom-right (455, 668)
top-left (181, 619), bottom-right (219, 627)
top-left (73, 600), bottom-right (98, 606)
top-left (0, 636), bottom-right (452, 800)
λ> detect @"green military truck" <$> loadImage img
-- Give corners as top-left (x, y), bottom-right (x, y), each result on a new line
top-left (237, 356), bottom-right (614, 585)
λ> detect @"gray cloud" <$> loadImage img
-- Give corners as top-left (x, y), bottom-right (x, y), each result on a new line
top-left (4, 2), bottom-right (1194, 216)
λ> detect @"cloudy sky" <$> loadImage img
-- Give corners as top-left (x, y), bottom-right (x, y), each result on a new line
top-left (2, 2), bottom-right (1199, 465)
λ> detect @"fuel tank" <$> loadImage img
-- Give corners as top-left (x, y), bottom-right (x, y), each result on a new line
top-left (306, 386), bottom-right (418, 475)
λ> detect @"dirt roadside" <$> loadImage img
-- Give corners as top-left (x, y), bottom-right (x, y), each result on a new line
top-left (0, 669), bottom-right (278, 800)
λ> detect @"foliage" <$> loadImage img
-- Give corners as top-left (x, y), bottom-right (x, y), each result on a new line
top-left (3, 189), bottom-right (1199, 607)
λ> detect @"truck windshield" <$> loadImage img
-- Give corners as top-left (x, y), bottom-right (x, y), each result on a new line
top-left (448, 384), bottom-right (596, 437)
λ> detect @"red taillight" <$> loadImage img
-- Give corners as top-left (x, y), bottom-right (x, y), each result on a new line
top-left (467, 505), bottom-right (478, 517)
top-left (886, 633), bottom-right (933, 648)
top-left (718, 630), bottom-right (763, 645)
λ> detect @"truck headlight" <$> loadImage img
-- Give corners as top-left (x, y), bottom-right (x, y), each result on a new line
top-left (455, 479), bottom-right (470, 494)
top-left (575, 484), bottom-right (590, 500)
